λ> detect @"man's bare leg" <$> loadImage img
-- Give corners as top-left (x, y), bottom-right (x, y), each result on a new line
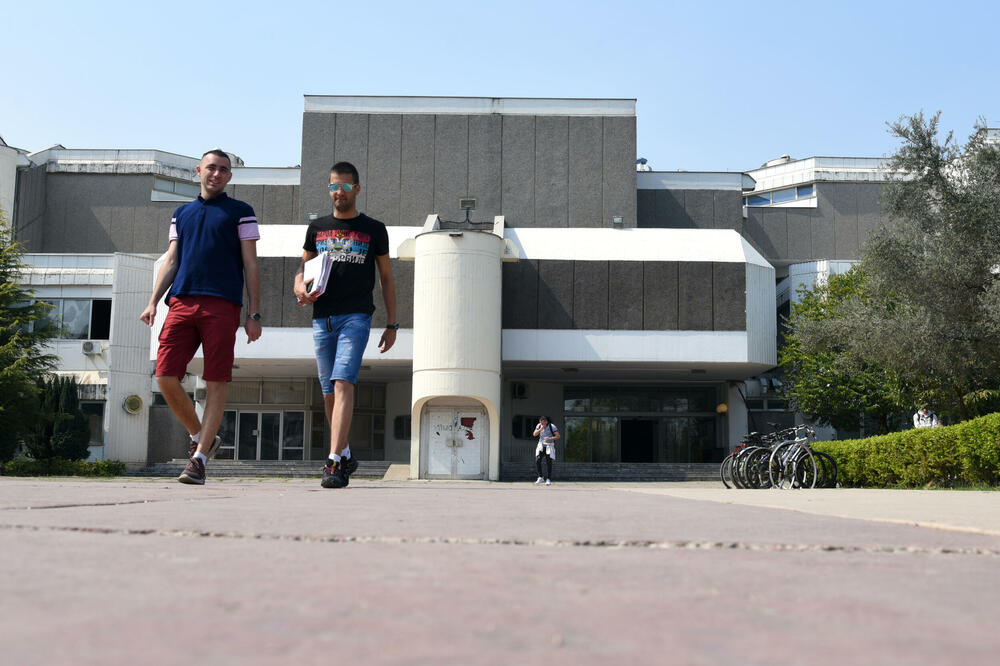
top-left (197, 381), bottom-right (227, 456)
top-left (157, 376), bottom-right (226, 456)
top-left (325, 379), bottom-right (355, 457)
top-left (157, 375), bottom-right (200, 435)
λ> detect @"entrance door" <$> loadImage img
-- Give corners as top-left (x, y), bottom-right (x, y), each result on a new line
top-left (425, 408), bottom-right (486, 478)
top-left (236, 411), bottom-right (281, 460)
top-left (620, 418), bottom-right (656, 462)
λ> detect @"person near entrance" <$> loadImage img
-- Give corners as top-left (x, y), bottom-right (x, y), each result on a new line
top-left (293, 161), bottom-right (397, 489)
top-left (140, 149), bottom-right (262, 485)
top-left (533, 416), bottom-right (560, 485)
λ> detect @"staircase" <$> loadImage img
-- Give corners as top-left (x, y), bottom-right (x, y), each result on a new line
top-left (130, 459), bottom-right (393, 479)
top-left (499, 462), bottom-right (719, 482)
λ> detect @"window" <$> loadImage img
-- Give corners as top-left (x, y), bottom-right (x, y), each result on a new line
top-left (34, 299), bottom-right (112, 340)
top-left (744, 183), bottom-right (817, 207)
top-left (152, 177), bottom-right (200, 202)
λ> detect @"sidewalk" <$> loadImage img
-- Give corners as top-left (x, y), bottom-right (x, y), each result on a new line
top-left (1, 477), bottom-right (998, 665)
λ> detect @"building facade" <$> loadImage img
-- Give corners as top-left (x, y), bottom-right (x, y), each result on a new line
top-left (5, 96), bottom-right (901, 476)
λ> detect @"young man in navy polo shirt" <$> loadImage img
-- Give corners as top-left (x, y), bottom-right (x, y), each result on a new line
top-left (293, 161), bottom-right (397, 489)
top-left (140, 149), bottom-right (262, 485)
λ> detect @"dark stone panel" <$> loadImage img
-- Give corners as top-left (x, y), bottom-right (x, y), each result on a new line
top-left (642, 262), bottom-right (678, 330)
top-left (603, 116), bottom-right (637, 228)
top-left (568, 116), bottom-right (602, 227)
top-left (655, 189), bottom-right (689, 228)
top-left (400, 115), bottom-right (436, 227)
top-left (811, 212), bottom-right (836, 260)
top-left (231, 185), bottom-right (265, 220)
top-left (829, 184), bottom-right (859, 259)
top-left (281, 256), bottom-right (313, 328)
top-left (712, 263), bottom-right (746, 331)
top-left (534, 116), bottom-right (569, 228)
top-left (609, 262), bottom-right (643, 329)
top-left (502, 260), bottom-right (539, 329)
top-left (334, 114), bottom-right (370, 214)
top-left (743, 210), bottom-right (779, 261)
top-left (468, 114), bottom-right (502, 222)
top-left (759, 208), bottom-right (789, 262)
top-left (262, 185), bottom-right (296, 225)
top-left (110, 206), bottom-right (135, 253)
top-left (573, 261), bottom-right (608, 329)
top-left (786, 209), bottom-right (814, 262)
top-left (366, 114), bottom-right (402, 226)
top-left (678, 262), bottom-right (713, 331)
top-left (299, 112), bottom-right (337, 223)
top-left (636, 189), bottom-right (656, 227)
top-left (537, 259), bottom-right (573, 329)
top-left (713, 191), bottom-right (743, 230)
top-left (433, 114), bottom-right (469, 224)
top-left (148, 405), bottom-right (190, 463)
top-left (392, 259), bottom-right (414, 328)
top-left (291, 185), bottom-right (300, 227)
top-left (255, 257), bottom-right (285, 324)
top-left (857, 183), bottom-right (883, 253)
top-left (134, 204), bottom-right (171, 254)
top-left (684, 189), bottom-right (715, 230)
top-left (13, 164), bottom-right (46, 248)
top-left (501, 115), bottom-right (535, 227)
top-left (371, 258), bottom-right (413, 329)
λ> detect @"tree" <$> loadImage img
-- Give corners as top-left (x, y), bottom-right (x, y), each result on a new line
top-left (780, 266), bottom-right (912, 434)
top-left (0, 209), bottom-right (57, 461)
top-left (794, 112), bottom-right (1000, 422)
top-left (26, 376), bottom-right (91, 461)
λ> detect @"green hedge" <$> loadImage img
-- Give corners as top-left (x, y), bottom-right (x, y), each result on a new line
top-left (813, 413), bottom-right (1000, 487)
top-left (0, 458), bottom-right (126, 477)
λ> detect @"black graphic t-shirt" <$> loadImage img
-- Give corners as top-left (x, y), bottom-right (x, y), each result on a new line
top-left (303, 213), bottom-right (389, 318)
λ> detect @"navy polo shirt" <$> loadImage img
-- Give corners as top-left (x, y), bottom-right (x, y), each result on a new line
top-left (167, 192), bottom-right (259, 306)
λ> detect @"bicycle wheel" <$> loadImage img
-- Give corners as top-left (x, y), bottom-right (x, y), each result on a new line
top-left (792, 449), bottom-right (818, 489)
top-left (768, 442), bottom-right (795, 488)
top-left (814, 452), bottom-right (838, 488)
top-left (720, 455), bottom-right (734, 489)
top-left (747, 448), bottom-right (773, 489)
top-left (732, 447), bottom-right (758, 489)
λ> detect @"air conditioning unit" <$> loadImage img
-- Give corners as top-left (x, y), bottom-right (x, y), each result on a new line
top-left (510, 382), bottom-right (528, 400)
top-left (82, 341), bottom-right (102, 355)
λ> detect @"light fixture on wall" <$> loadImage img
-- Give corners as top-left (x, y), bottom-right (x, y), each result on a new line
top-left (122, 395), bottom-right (143, 415)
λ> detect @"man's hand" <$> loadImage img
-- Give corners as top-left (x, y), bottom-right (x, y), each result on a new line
top-left (245, 317), bottom-right (262, 343)
top-left (139, 304), bottom-right (157, 327)
top-left (294, 283), bottom-right (317, 305)
top-left (378, 327), bottom-right (396, 353)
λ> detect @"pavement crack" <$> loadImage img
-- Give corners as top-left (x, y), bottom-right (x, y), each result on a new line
top-left (2, 523), bottom-right (998, 557)
top-left (0, 497), bottom-right (235, 511)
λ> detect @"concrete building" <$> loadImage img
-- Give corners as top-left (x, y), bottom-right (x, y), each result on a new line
top-left (4, 96), bottom-right (902, 476)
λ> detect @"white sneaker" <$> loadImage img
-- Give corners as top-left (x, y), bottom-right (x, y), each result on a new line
top-left (545, 479), bottom-right (551, 486)
top-left (535, 477), bottom-right (544, 485)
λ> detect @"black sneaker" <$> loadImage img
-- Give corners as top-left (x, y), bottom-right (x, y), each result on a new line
top-left (178, 457), bottom-right (206, 485)
top-left (188, 435), bottom-right (222, 460)
top-left (341, 455), bottom-right (359, 477)
top-left (321, 461), bottom-right (349, 489)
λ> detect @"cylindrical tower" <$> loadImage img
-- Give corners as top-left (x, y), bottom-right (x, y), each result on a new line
top-left (410, 220), bottom-right (503, 480)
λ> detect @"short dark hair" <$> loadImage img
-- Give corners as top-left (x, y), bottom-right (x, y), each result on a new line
top-left (330, 161), bottom-right (359, 184)
top-left (202, 149), bottom-right (231, 165)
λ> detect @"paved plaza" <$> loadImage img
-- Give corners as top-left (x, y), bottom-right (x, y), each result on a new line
top-left (1, 477), bottom-right (998, 665)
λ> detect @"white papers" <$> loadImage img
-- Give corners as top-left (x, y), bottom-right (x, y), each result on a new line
top-left (303, 253), bottom-right (333, 298)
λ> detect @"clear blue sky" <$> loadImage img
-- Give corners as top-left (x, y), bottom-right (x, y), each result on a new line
top-left (2, 0), bottom-right (997, 172)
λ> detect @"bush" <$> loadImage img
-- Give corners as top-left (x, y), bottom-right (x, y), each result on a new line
top-left (0, 458), bottom-right (125, 477)
top-left (813, 413), bottom-right (1000, 487)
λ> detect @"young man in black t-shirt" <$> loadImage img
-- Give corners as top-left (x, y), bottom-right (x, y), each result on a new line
top-left (293, 161), bottom-right (397, 488)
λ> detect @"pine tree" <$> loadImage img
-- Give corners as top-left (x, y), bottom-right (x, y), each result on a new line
top-left (0, 209), bottom-right (57, 461)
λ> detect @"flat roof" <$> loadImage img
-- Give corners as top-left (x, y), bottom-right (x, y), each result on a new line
top-left (304, 95), bottom-right (635, 117)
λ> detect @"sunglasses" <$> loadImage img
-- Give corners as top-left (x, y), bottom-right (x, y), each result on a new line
top-left (328, 183), bottom-right (357, 193)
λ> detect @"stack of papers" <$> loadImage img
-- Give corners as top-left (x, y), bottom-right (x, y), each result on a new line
top-left (303, 253), bottom-right (333, 299)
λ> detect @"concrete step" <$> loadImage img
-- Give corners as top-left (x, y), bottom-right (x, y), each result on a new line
top-left (500, 462), bottom-right (719, 482)
top-left (130, 459), bottom-right (393, 479)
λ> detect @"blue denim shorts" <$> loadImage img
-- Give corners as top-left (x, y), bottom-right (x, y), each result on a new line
top-left (312, 313), bottom-right (372, 393)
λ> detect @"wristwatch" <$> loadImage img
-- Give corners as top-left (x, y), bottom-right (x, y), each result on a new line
top-left (250, 312), bottom-right (262, 322)
top-left (386, 322), bottom-right (399, 331)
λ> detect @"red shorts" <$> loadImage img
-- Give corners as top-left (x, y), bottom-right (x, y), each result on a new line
top-left (156, 295), bottom-right (242, 382)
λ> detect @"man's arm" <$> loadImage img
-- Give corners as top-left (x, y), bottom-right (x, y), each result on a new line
top-left (241, 239), bottom-right (262, 343)
top-left (140, 241), bottom-right (179, 327)
top-left (375, 253), bottom-right (397, 353)
top-left (293, 250), bottom-right (319, 304)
